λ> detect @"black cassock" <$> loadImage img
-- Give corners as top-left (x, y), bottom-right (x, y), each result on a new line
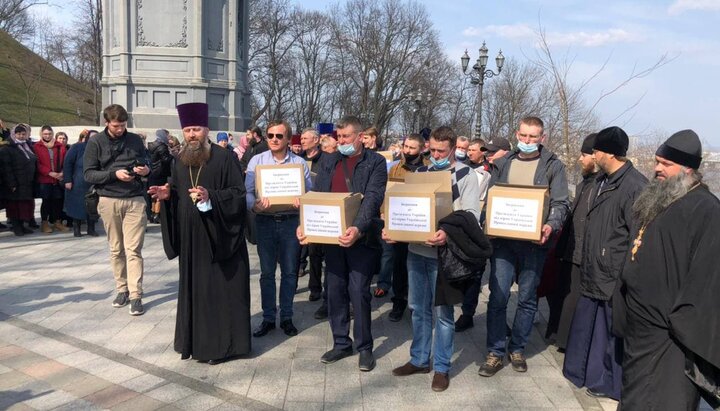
top-left (616, 185), bottom-right (720, 410)
top-left (160, 145), bottom-right (251, 361)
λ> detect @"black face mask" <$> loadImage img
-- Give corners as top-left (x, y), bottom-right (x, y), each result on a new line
top-left (404, 153), bottom-right (420, 163)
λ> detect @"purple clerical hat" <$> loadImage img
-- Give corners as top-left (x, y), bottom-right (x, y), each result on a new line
top-left (177, 102), bottom-right (209, 128)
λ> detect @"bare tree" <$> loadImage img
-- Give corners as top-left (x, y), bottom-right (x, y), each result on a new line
top-left (531, 25), bottom-right (673, 167)
top-left (288, 10), bottom-right (333, 129)
top-left (70, 0), bottom-right (102, 123)
top-left (327, 0), bottom-right (442, 132)
top-left (7, 51), bottom-right (49, 123)
top-left (0, 0), bottom-right (46, 43)
top-left (248, 0), bottom-right (298, 124)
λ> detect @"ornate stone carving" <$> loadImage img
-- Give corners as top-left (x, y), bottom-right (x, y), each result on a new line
top-left (137, 0), bottom-right (188, 48)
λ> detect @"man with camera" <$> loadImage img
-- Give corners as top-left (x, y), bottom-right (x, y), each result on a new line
top-left (84, 104), bottom-right (150, 316)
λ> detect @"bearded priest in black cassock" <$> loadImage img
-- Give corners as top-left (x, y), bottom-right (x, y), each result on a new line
top-left (149, 102), bottom-right (251, 364)
top-left (615, 129), bottom-right (720, 410)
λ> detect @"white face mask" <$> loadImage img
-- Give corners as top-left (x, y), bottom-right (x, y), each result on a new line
top-left (455, 149), bottom-right (467, 160)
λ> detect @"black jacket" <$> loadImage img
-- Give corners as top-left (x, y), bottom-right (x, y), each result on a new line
top-left (581, 161), bottom-right (647, 301)
top-left (0, 139), bottom-right (37, 201)
top-left (313, 148), bottom-right (387, 235)
top-left (488, 146), bottom-right (570, 233)
top-left (147, 141), bottom-right (173, 186)
top-left (556, 172), bottom-right (598, 265)
top-left (239, 139), bottom-right (268, 174)
top-left (435, 211), bottom-right (493, 306)
top-left (83, 128), bottom-right (148, 198)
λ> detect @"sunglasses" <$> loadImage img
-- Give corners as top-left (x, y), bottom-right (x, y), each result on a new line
top-left (267, 133), bottom-right (285, 140)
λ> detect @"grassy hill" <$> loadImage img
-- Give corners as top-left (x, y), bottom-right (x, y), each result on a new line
top-left (0, 30), bottom-right (97, 127)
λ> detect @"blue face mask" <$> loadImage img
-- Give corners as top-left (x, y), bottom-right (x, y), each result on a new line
top-left (338, 143), bottom-right (356, 156)
top-left (455, 149), bottom-right (467, 160)
top-left (430, 155), bottom-right (450, 169)
top-left (517, 141), bottom-right (539, 154)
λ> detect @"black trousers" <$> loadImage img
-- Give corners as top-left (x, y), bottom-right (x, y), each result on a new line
top-left (391, 242), bottom-right (409, 307)
top-left (40, 198), bottom-right (63, 223)
top-left (307, 244), bottom-right (325, 295)
top-left (324, 242), bottom-right (379, 352)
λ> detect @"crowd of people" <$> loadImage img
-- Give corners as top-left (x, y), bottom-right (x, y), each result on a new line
top-left (1, 103), bottom-right (717, 409)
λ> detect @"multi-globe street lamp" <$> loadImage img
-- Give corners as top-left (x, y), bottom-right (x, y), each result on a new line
top-left (411, 90), bottom-right (432, 132)
top-left (461, 42), bottom-right (505, 138)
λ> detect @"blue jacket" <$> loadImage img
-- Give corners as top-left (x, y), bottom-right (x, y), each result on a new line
top-left (313, 149), bottom-right (387, 235)
top-left (63, 142), bottom-right (90, 220)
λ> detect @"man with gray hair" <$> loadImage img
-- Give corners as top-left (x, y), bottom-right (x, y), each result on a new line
top-left (615, 130), bottom-right (720, 410)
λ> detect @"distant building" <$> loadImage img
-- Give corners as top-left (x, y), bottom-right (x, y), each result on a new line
top-left (101, 0), bottom-right (251, 131)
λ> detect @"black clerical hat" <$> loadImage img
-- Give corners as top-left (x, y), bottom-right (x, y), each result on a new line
top-left (655, 129), bottom-right (702, 169)
top-left (593, 126), bottom-right (628, 157)
top-left (581, 133), bottom-right (597, 154)
top-left (177, 102), bottom-right (209, 129)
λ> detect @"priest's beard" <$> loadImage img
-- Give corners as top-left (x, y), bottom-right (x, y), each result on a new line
top-left (633, 171), bottom-right (700, 227)
top-left (179, 139), bottom-right (211, 167)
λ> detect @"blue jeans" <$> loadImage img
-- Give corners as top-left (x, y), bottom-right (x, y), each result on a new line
top-left (376, 239), bottom-right (394, 290)
top-left (486, 239), bottom-right (547, 357)
top-left (407, 251), bottom-right (455, 374)
top-left (255, 214), bottom-right (301, 322)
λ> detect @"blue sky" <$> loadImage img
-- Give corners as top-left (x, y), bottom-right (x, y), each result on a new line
top-left (33, 0), bottom-right (720, 148)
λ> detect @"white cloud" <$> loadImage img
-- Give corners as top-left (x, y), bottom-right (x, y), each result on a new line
top-left (462, 24), bottom-right (536, 41)
top-left (463, 24), bottom-right (644, 48)
top-left (547, 28), bottom-right (645, 47)
top-left (668, 0), bottom-right (720, 15)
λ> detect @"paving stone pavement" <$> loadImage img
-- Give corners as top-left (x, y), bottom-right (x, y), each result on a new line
top-left (0, 208), bottom-right (623, 411)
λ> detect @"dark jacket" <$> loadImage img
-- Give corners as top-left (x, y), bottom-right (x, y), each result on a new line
top-left (581, 161), bottom-right (647, 301)
top-left (437, 211), bottom-right (493, 304)
top-left (83, 128), bottom-right (148, 198)
top-left (239, 139), bottom-right (268, 174)
top-left (488, 145), bottom-right (570, 233)
top-left (313, 148), bottom-right (387, 235)
top-left (147, 140), bottom-right (173, 186)
top-left (62, 142), bottom-right (89, 220)
top-left (0, 139), bottom-right (37, 201)
top-left (556, 172), bottom-right (598, 265)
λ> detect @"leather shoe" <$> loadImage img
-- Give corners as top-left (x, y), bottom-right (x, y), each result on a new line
top-left (586, 388), bottom-right (609, 399)
top-left (392, 362), bottom-right (431, 376)
top-left (207, 358), bottom-right (227, 365)
top-left (431, 372), bottom-right (449, 392)
top-left (180, 353), bottom-right (190, 360)
top-left (252, 321), bottom-right (275, 337)
top-left (314, 305), bottom-right (328, 320)
top-left (308, 291), bottom-right (322, 302)
top-left (320, 347), bottom-right (353, 364)
top-left (358, 350), bottom-right (375, 372)
top-left (280, 319), bottom-right (298, 337)
top-left (388, 302), bottom-right (406, 322)
top-left (454, 314), bottom-right (474, 332)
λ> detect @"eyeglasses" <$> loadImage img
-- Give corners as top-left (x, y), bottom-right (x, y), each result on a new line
top-left (267, 133), bottom-right (285, 140)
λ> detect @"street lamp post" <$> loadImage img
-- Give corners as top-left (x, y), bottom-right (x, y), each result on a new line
top-left (411, 90), bottom-right (432, 132)
top-left (461, 42), bottom-right (505, 138)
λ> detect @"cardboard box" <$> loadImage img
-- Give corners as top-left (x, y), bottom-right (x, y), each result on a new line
top-left (384, 171), bottom-right (453, 243)
top-left (485, 183), bottom-right (549, 241)
top-left (377, 151), bottom-right (395, 162)
top-left (300, 192), bottom-right (362, 245)
top-left (255, 163), bottom-right (306, 212)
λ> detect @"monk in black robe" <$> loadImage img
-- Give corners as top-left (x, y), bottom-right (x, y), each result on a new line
top-left (616, 130), bottom-right (720, 410)
top-left (149, 102), bottom-right (251, 364)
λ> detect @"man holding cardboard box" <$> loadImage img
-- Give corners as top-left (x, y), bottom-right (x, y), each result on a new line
top-left (296, 115), bottom-right (387, 372)
top-left (385, 126), bottom-right (482, 392)
top-left (385, 133), bottom-right (430, 321)
top-left (245, 120), bottom-right (313, 338)
top-left (479, 116), bottom-right (570, 377)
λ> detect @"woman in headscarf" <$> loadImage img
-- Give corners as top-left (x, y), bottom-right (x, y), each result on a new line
top-left (0, 125), bottom-right (37, 236)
